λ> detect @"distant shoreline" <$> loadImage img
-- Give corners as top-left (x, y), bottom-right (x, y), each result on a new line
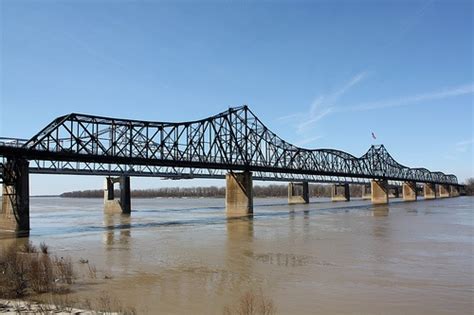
top-left (58, 184), bottom-right (361, 199)
top-left (31, 195), bottom-right (61, 198)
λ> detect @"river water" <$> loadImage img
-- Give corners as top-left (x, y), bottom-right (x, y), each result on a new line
top-left (0, 196), bottom-right (473, 314)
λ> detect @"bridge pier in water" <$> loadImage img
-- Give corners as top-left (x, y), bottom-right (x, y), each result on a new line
top-left (331, 183), bottom-right (350, 202)
top-left (103, 176), bottom-right (131, 214)
top-left (288, 182), bottom-right (309, 204)
top-left (450, 185), bottom-right (460, 197)
top-left (371, 180), bottom-right (389, 204)
top-left (0, 158), bottom-right (30, 234)
top-left (438, 184), bottom-right (451, 198)
top-left (423, 183), bottom-right (437, 199)
top-left (361, 183), bottom-right (371, 200)
top-left (226, 171), bottom-right (253, 217)
top-left (402, 181), bottom-right (417, 201)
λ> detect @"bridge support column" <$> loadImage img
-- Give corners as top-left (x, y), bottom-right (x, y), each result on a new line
top-left (288, 182), bottom-right (309, 204)
top-left (371, 180), bottom-right (388, 204)
top-left (450, 185), bottom-right (460, 197)
top-left (1, 159), bottom-right (30, 234)
top-left (438, 184), bottom-right (451, 198)
top-left (104, 176), bottom-right (131, 214)
top-left (226, 171), bottom-right (253, 217)
top-left (361, 183), bottom-right (371, 200)
top-left (423, 183), bottom-right (436, 199)
top-left (388, 186), bottom-right (400, 198)
top-left (331, 183), bottom-right (350, 202)
top-left (402, 181), bottom-right (417, 201)
top-left (120, 176), bottom-right (131, 213)
top-left (104, 177), bottom-right (114, 201)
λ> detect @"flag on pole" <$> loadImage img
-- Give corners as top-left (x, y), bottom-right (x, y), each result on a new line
top-left (371, 132), bottom-right (377, 140)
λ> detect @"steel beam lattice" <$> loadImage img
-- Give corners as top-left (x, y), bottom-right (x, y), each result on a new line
top-left (0, 106), bottom-right (459, 185)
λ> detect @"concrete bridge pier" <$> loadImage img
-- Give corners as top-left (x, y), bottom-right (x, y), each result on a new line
top-left (331, 183), bottom-right (350, 202)
top-left (423, 183), bottom-right (437, 199)
top-left (371, 180), bottom-right (389, 204)
top-left (450, 185), bottom-right (460, 197)
top-left (438, 184), bottom-right (451, 198)
top-left (402, 181), bottom-right (417, 201)
top-left (226, 171), bottom-right (253, 217)
top-left (104, 176), bottom-right (131, 214)
top-left (1, 158), bottom-right (30, 234)
top-left (288, 182), bottom-right (309, 204)
top-left (361, 183), bottom-right (371, 200)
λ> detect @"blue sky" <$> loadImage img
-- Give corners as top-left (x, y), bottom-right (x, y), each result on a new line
top-left (1, 0), bottom-right (472, 195)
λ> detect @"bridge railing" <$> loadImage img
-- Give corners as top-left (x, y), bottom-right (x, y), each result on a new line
top-left (0, 138), bottom-right (28, 148)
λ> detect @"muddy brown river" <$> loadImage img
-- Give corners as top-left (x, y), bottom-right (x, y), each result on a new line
top-left (1, 196), bottom-right (473, 314)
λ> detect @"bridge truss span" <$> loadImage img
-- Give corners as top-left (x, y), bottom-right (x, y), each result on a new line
top-left (0, 106), bottom-right (458, 185)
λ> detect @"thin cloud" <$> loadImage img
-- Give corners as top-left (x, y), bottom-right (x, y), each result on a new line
top-left (443, 154), bottom-right (457, 161)
top-left (297, 71), bottom-right (370, 132)
top-left (456, 139), bottom-right (474, 146)
top-left (343, 83), bottom-right (474, 112)
top-left (276, 113), bottom-right (302, 121)
top-left (297, 108), bottom-right (333, 133)
top-left (275, 71), bottom-right (369, 147)
top-left (295, 135), bottom-right (324, 147)
top-left (276, 71), bottom-right (370, 125)
top-left (455, 139), bottom-right (474, 153)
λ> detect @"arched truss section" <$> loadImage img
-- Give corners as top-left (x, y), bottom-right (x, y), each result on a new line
top-left (0, 106), bottom-right (458, 185)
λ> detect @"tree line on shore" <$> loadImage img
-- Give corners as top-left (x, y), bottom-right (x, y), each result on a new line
top-left (464, 178), bottom-right (474, 195)
top-left (59, 178), bottom-right (474, 198)
top-left (60, 184), bottom-right (364, 198)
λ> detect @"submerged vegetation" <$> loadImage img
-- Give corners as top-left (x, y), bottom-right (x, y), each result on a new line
top-left (0, 241), bottom-right (73, 298)
top-left (0, 242), bottom-right (136, 314)
top-left (223, 290), bottom-right (276, 315)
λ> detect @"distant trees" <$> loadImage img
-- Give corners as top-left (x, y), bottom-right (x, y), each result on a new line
top-left (59, 179), bottom-right (474, 198)
top-left (61, 183), bottom-right (359, 198)
top-left (60, 187), bottom-right (226, 198)
top-left (61, 190), bottom-right (104, 198)
top-left (463, 178), bottom-right (474, 196)
top-left (60, 184), bottom-right (374, 198)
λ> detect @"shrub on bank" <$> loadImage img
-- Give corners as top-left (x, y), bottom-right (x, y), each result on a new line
top-left (464, 178), bottom-right (474, 196)
top-left (0, 242), bottom-right (74, 298)
top-left (223, 290), bottom-right (276, 315)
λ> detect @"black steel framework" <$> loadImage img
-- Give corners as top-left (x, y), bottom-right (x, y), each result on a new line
top-left (0, 106), bottom-right (458, 185)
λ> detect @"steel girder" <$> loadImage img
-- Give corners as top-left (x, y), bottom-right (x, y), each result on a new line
top-left (0, 106), bottom-right (458, 185)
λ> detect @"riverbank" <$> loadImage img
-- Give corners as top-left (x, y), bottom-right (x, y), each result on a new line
top-left (0, 299), bottom-right (90, 314)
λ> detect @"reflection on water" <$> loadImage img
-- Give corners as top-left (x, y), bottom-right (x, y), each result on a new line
top-left (227, 217), bottom-right (254, 241)
top-left (103, 214), bottom-right (132, 246)
top-left (0, 235), bottom-right (29, 252)
top-left (372, 204), bottom-right (389, 217)
top-left (0, 196), bottom-right (472, 314)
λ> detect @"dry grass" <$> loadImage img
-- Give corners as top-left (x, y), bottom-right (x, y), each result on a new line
top-left (21, 241), bottom-right (38, 254)
top-left (39, 242), bottom-right (48, 255)
top-left (0, 245), bottom-right (29, 298)
top-left (87, 263), bottom-right (98, 279)
top-left (78, 292), bottom-right (137, 315)
top-left (53, 256), bottom-right (74, 285)
top-left (0, 242), bottom-right (74, 298)
top-left (223, 290), bottom-right (277, 315)
top-left (0, 242), bottom-right (138, 314)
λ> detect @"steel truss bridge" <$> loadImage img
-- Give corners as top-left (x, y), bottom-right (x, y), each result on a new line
top-left (0, 106), bottom-right (458, 186)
